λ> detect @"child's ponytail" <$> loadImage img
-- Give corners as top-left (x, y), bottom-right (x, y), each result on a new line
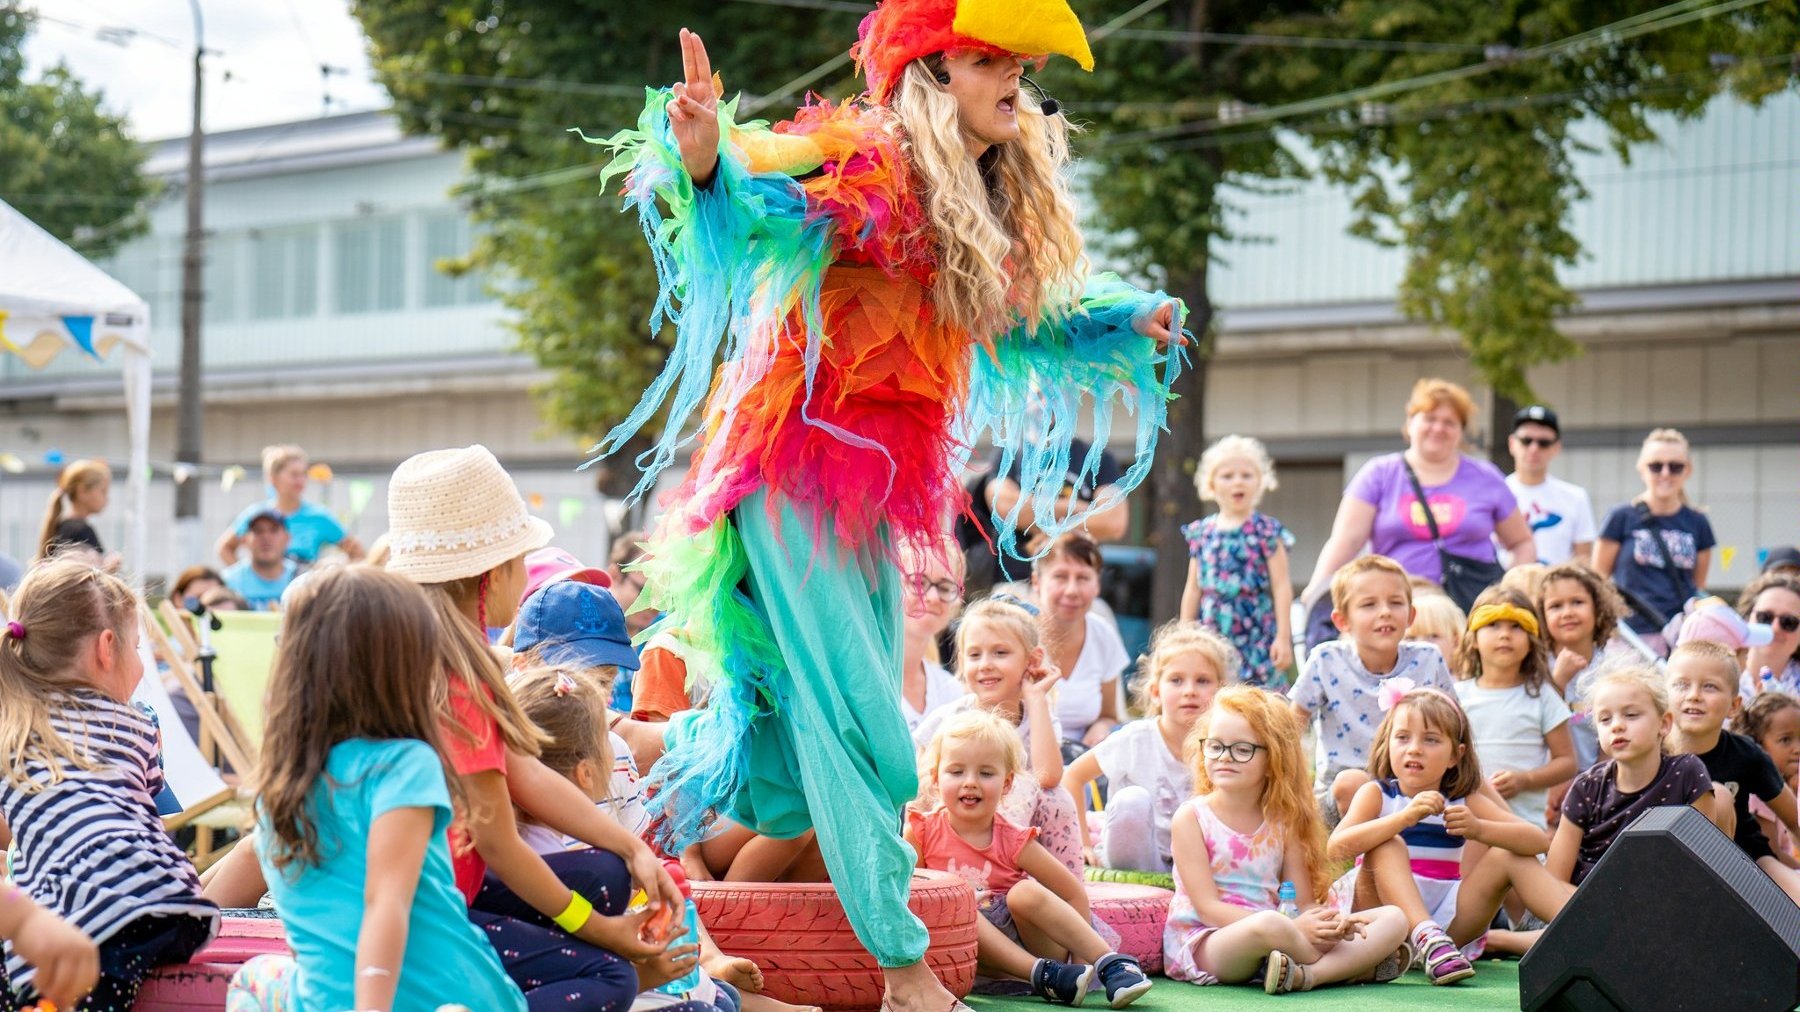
top-left (0, 559), bottom-right (138, 792)
top-left (35, 460), bottom-right (109, 562)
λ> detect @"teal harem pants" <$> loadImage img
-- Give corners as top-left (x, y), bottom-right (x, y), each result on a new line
top-left (655, 487), bottom-right (930, 967)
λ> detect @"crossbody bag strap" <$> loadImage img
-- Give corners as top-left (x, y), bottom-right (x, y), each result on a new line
top-left (1634, 501), bottom-right (1693, 598)
top-left (1402, 458), bottom-right (1446, 548)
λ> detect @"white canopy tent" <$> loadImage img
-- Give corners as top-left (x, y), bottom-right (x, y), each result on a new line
top-left (0, 198), bottom-right (153, 579)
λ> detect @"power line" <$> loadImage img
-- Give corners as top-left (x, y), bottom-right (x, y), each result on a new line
top-left (1095, 0), bottom-right (1774, 149)
top-left (1104, 28), bottom-right (1489, 54)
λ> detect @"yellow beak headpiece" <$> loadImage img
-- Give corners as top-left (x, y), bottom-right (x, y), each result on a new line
top-left (852, 0), bottom-right (1094, 105)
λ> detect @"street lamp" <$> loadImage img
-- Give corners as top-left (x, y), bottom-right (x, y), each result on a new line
top-left (175, 0), bottom-right (206, 565)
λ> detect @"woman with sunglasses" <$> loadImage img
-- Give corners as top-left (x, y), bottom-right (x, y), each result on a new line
top-left (1594, 428), bottom-right (1715, 655)
top-left (1739, 572), bottom-right (1800, 698)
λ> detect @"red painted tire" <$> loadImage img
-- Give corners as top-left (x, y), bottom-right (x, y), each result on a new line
top-left (1086, 881), bottom-right (1172, 976)
top-left (694, 869), bottom-right (977, 1011)
top-left (135, 914), bottom-right (290, 1011)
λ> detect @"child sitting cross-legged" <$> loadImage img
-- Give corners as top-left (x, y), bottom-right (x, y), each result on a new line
top-left (1288, 556), bottom-right (1458, 822)
top-left (1327, 688), bottom-right (1549, 985)
top-left (1165, 687), bottom-right (1410, 994)
top-left (907, 709), bottom-right (1153, 1008)
top-left (0, 560), bottom-right (220, 1009)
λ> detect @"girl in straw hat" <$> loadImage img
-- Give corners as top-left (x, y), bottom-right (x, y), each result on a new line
top-left (384, 445), bottom-right (699, 1010)
top-left (591, 2), bottom-right (1183, 1008)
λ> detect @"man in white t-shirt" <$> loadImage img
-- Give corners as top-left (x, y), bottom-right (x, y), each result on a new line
top-left (1504, 405), bottom-right (1597, 566)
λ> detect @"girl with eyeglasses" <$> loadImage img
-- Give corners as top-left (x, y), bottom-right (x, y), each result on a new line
top-left (1164, 687), bottom-right (1410, 993)
top-left (1594, 428), bottom-right (1715, 655)
top-left (1739, 572), bottom-right (1800, 700)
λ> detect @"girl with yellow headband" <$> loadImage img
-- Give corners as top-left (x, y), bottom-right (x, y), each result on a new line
top-left (1452, 587), bottom-right (1577, 832)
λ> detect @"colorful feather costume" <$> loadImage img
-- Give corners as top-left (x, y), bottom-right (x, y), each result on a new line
top-left (590, 0), bottom-right (1181, 966)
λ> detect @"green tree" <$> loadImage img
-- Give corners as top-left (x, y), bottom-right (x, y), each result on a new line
top-left (1049, 0), bottom-right (1798, 618)
top-left (351, 1), bottom-right (861, 463)
top-left (0, 10), bottom-right (153, 255)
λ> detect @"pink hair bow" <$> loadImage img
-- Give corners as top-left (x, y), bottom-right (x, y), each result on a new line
top-left (553, 671), bottom-right (579, 698)
top-left (1377, 676), bottom-right (1417, 713)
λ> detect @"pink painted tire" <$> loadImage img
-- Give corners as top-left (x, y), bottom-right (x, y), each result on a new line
top-left (134, 914), bottom-right (290, 1011)
top-left (694, 869), bottom-right (977, 1011)
top-left (1086, 881), bottom-right (1172, 976)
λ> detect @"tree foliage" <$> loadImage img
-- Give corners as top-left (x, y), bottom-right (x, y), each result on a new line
top-left (0, 10), bottom-right (153, 256)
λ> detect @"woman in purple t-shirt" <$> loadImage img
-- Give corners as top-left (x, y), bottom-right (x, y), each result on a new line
top-left (1301, 378), bottom-right (1536, 613)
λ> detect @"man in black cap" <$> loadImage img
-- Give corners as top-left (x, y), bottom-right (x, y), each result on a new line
top-left (1505, 405), bottom-right (1598, 566)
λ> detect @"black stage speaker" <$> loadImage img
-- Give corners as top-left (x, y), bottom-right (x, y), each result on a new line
top-left (1520, 805), bottom-right (1800, 1011)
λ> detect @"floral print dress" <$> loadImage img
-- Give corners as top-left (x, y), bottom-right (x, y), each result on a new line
top-left (1163, 796), bottom-right (1287, 984)
top-left (1182, 511), bottom-right (1295, 688)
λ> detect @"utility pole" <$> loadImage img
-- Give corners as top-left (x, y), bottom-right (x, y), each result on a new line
top-left (175, 0), bottom-right (206, 563)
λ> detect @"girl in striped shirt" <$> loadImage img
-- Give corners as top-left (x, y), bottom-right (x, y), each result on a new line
top-left (1328, 687), bottom-right (1549, 986)
top-left (0, 560), bottom-right (219, 1008)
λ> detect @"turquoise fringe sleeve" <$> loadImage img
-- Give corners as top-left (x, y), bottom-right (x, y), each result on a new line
top-left (580, 91), bottom-right (837, 500)
top-left (962, 273), bottom-right (1187, 564)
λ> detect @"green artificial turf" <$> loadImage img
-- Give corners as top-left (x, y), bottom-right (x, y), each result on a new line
top-left (965, 958), bottom-right (1521, 1011)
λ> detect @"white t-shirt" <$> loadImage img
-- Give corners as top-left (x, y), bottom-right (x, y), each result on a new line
top-left (1454, 680), bottom-right (1572, 828)
top-left (900, 661), bottom-right (964, 733)
top-left (1504, 473), bottom-right (1598, 566)
top-left (1054, 612), bottom-right (1131, 740)
top-left (1089, 718), bottom-right (1192, 865)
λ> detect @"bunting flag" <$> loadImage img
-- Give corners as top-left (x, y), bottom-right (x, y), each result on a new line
top-left (1720, 546), bottom-right (1738, 573)
top-left (0, 453), bottom-right (23, 474)
top-left (307, 462), bottom-right (334, 483)
top-left (62, 316), bottom-right (99, 359)
top-left (559, 496), bottom-right (584, 530)
top-left (1759, 548), bottom-right (1772, 570)
top-left (527, 492), bottom-right (546, 513)
top-left (0, 309), bottom-right (13, 354)
top-left (220, 464), bottom-right (247, 492)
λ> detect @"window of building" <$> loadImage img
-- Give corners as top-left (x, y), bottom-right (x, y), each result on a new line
top-left (334, 217), bottom-right (406, 314)
top-left (421, 211), bottom-right (488, 307)
top-left (250, 228), bottom-right (319, 320)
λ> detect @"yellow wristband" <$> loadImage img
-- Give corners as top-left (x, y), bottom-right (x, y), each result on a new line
top-left (553, 891), bottom-right (594, 934)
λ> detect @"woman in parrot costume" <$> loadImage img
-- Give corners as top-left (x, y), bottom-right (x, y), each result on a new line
top-left (593, 1), bottom-right (1183, 1007)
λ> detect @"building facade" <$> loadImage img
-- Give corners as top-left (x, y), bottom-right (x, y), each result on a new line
top-left (0, 97), bottom-right (1793, 589)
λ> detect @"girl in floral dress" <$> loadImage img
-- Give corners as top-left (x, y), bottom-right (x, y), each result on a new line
top-left (1180, 436), bottom-right (1296, 689)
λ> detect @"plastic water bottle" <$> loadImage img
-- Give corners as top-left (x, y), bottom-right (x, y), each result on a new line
top-left (654, 860), bottom-right (704, 996)
top-left (1278, 881), bottom-right (1300, 919)
top-left (1761, 667), bottom-right (1776, 695)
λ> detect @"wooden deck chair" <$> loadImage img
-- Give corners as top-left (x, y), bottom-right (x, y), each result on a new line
top-left (157, 597), bottom-right (202, 663)
top-left (208, 610), bottom-right (282, 754)
top-left (139, 603), bottom-right (257, 777)
top-left (133, 615), bottom-right (249, 869)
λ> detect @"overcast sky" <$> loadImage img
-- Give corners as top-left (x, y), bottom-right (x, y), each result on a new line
top-left (23, 0), bottom-right (390, 141)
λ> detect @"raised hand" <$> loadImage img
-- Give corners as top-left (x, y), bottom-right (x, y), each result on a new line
top-left (668, 28), bottom-right (721, 186)
top-left (1022, 655), bottom-right (1064, 702)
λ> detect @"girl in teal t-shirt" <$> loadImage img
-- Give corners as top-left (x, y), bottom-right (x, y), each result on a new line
top-left (226, 566), bottom-right (525, 1012)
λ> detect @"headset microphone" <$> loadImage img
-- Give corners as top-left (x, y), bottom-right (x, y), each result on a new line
top-left (1020, 74), bottom-right (1061, 116)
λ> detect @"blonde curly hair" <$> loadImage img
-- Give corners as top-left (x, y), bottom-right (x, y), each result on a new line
top-left (885, 61), bottom-right (1086, 340)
